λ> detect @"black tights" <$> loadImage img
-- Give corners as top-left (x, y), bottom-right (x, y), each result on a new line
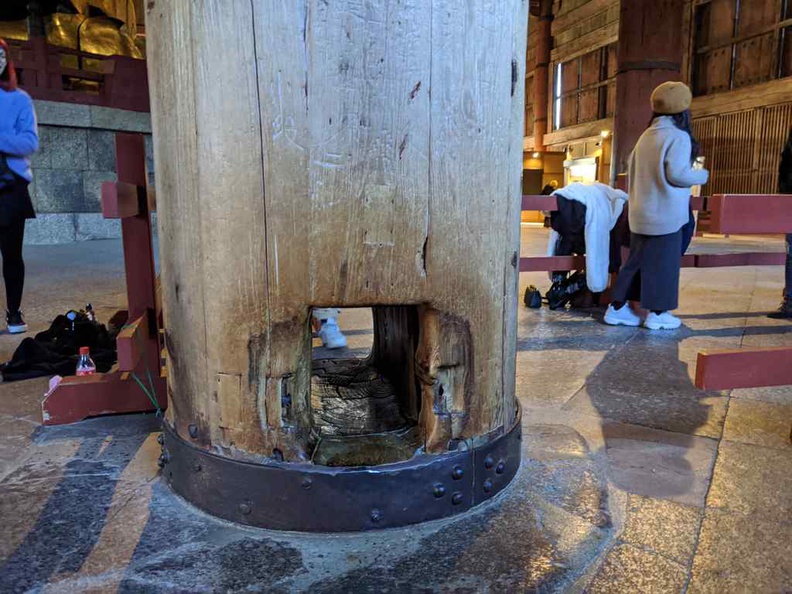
top-left (1, 220), bottom-right (26, 313)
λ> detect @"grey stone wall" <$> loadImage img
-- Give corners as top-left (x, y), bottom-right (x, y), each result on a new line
top-left (24, 101), bottom-right (154, 245)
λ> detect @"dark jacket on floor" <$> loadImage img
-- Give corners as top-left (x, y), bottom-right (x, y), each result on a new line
top-left (1, 313), bottom-right (116, 382)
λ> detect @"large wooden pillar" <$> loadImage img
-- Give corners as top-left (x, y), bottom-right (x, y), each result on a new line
top-left (612, 0), bottom-right (686, 178)
top-left (532, 0), bottom-right (553, 151)
top-left (147, 0), bottom-right (527, 531)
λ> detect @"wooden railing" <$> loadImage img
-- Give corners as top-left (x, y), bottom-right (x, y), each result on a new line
top-left (6, 37), bottom-right (149, 113)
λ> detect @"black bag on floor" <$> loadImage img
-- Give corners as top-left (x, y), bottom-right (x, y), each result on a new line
top-left (546, 271), bottom-right (588, 311)
top-left (0, 311), bottom-right (117, 382)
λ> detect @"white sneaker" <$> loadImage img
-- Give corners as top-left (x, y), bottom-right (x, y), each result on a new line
top-left (644, 311), bottom-right (681, 330)
top-left (604, 304), bottom-right (641, 327)
top-left (318, 319), bottom-right (347, 349)
top-left (6, 310), bottom-right (27, 334)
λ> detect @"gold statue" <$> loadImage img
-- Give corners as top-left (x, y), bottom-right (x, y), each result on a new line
top-left (0, 0), bottom-right (143, 59)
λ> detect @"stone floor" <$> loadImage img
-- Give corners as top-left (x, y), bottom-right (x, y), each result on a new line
top-left (0, 230), bottom-right (790, 593)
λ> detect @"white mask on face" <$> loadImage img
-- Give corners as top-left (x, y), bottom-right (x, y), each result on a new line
top-left (0, 48), bottom-right (6, 77)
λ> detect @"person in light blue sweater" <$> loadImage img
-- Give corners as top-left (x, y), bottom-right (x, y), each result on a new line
top-left (0, 39), bottom-right (38, 334)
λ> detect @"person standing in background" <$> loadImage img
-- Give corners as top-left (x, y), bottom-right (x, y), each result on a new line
top-left (0, 39), bottom-right (38, 334)
top-left (312, 309), bottom-right (348, 349)
top-left (604, 82), bottom-right (709, 330)
top-left (768, 127), bottom-right (792, 319)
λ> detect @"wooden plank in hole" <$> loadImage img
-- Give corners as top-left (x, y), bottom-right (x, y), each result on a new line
top-left (695, 347), bottom-right (792, 390)
top-left (102, 181), bottom-right (141, 219)
top-left (117, 313), bottom-right (148, 372)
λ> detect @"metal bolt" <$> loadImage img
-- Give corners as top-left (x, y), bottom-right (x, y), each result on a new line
top-left (193, 461), bottom-right (202, 472)
top-left (370, 509), bottom-right (383, 523)
top-left (495, 460), bottom-right (506, 475)
top-left (483, 479), bottom-right (493, 493)
top-left (433, 483), bottom-right (446, 498)
top-left (156, 433), bottom-right (164, 445)
top-left (452, 465), bottom-right (464, 480)
top-left (157, 453), bottom-right (167, 468)
top-left (188, 424), bottom-right (198, 439)
top-left (451, 492), bottom-right (464, 505)
top-left (239, 502), bottom-right (252, 515)
top-left (484, 455), bottom-right (494, 469)
top-left (302, 478), bottom-right (312, 490)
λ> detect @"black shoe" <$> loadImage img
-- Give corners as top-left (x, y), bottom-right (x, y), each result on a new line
top-left (768, 300), bottom-right (792, 319)
top-left (6, 310), bottom-right (27, 334)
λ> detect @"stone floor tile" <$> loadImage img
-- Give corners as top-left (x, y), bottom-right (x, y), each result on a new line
top-left (621, 494), bottom-right (702, 565)
top-left (688, 509), bottom-right (792, 594)
top-left (722, 398), bottom-right (792, 450)
top-left (731, 385), bottom-right (792, 406)
top-left (600, 421), bottom-right (718, 507)
top-left (586, 542), bottom-right (687, 594)
top-left (707, 441), bottom-right (792, 516)
top-left (563, 333), bottom-right (728, 439)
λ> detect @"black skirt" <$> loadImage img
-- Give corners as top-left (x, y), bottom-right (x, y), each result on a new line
top-left (612, 229), bottom-right (684, 312)
top-left (0, 176), bottom-right (36, 228)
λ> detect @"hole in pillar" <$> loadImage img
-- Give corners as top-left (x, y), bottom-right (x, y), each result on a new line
top-left (309, 306), bottom-right (422, 467)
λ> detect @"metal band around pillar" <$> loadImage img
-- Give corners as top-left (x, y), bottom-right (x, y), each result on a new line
top-left (160, 405), bottom-right (522, 532)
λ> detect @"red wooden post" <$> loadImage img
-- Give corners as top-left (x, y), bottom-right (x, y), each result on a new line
top-left (611, 0), bottom-right (685, 181)
top-left (41, 133), bottom-right (166, 426)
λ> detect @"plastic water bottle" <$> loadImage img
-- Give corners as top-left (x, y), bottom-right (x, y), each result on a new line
top-left (76, 347), bottom-right (97, 376)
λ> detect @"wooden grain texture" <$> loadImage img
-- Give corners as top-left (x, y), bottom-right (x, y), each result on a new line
top-left (428, 0), bottom-right (520, 439)
top-left (190, 0), bottom-right (272, 455)
top-left (251, 1), bottom-right (313, 455)
top-left (150, 0), bottom-right (525, 461)
top-left (145, 0), bottom-right (210, 440)
top-left (505, 0), bottom-right (529, 430)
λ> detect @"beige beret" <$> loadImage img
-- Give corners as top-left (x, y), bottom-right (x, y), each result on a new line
top-left (651, 82), bottom-right (692, 115)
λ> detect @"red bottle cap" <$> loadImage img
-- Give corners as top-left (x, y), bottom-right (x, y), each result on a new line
top-left (79, 347), bottom-right (90, 356)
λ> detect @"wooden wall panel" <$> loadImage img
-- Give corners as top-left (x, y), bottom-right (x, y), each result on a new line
top-left (580, 49), bottom-right (601, 87)
top-left (525, 75), bottom-right (534, 136)
top-left (757, 102), bottom-right (792, 193)
top-left (782, 26), bottom-right (792, 77)
top-left (579, 88), bottom-right (599, 122)
top-left (700, 47), bottom-right (732, 94)
top-left (606, 44), bottom-right (618, 79)
top-left (738, 0), bottom-right (779, 36)
top-left (733, 32), bottom-right (776, 89)
top-left (606, 80), bottom-right (616, 117)
top-left (706, 0), bottom-right (737, 46)
top-left (561, 59), bottom-right (579, 93)
top-left (693, 102), bottom-right (792, 195)
top-left (561, 95), bottom-right (579, 128)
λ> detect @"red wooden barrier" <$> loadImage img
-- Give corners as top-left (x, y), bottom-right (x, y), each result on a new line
top-left (520, 193), bottom-right (786, 273)
top-left (8, 38), bottom-right (149, 113)
top-left (41, 133), bottom-right (166, 425)
top-left (708, 194), bottom-right (792, 235)
top-left (695, 347), bottom-right (792, 390)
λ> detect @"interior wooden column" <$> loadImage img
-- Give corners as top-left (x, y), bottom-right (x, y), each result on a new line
top-left (532, 0), bottom-right (553, 152)
top-left (148, 0), bottom-right (527, 462)
top-left (612, 0), bottom-right (686, 179)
